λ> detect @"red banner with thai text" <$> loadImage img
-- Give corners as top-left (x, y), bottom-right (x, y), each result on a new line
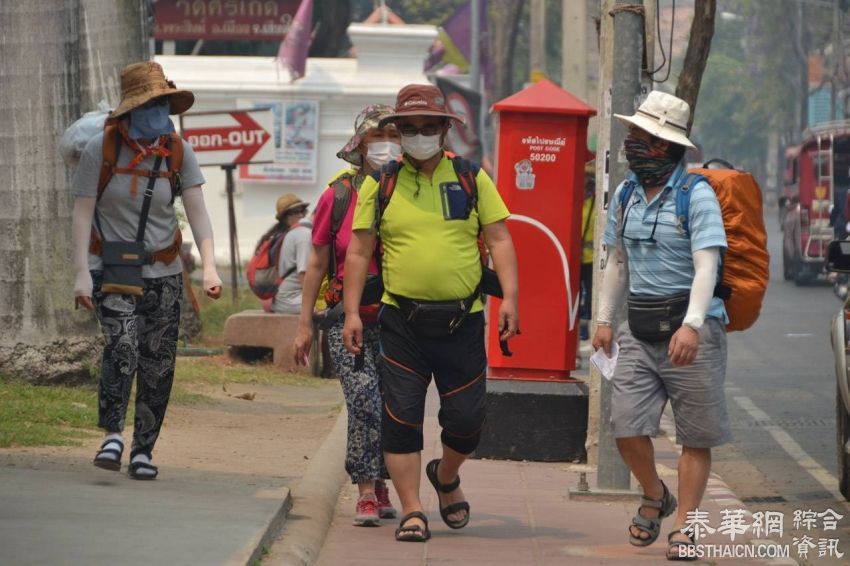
top-left (154, 0), bottom-right (300, 41)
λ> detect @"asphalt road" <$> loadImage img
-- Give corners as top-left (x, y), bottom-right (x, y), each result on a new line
top-left (712, 206), bottom-right (850, 564)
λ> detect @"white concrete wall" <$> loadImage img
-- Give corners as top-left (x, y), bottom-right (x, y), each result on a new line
top-left (156, 23), bottom-right (437, 266)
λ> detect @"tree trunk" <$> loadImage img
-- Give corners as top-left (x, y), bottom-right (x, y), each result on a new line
top-left (490, 0), bottom-right (527, 102)
top-left (0, 0), bottom-right (103, 383)
top-left (674, 0), bottom-right (716, 132)
top-left (79, 0), bottom-right (149, 112)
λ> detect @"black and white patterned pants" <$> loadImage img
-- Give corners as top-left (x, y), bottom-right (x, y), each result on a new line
top-left (92, 271), bottom-right (182, 457)
top-left (327, 320), bottom-right (389, 484)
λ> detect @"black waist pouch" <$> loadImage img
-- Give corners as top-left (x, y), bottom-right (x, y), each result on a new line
top-left (100, 240), bottom-right (149, 296)
top-left (395, 297), bottom-right (471, 338)
top-left (627, 292), bottom-right (690, 342)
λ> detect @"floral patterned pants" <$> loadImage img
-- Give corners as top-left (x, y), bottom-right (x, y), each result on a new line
top-left (92, 272), bottom-right (182, 457)
top-left (327, 320), bottom-right (389, 484)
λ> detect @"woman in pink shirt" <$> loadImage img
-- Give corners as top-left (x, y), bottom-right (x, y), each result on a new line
top-left (294, 105), bottom-right (401, 526)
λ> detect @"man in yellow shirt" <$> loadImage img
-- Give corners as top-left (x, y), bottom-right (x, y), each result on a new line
top-left (342, 84), bottom-right (519, 542)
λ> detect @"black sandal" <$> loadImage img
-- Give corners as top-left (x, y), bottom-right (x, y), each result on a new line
top-left (93, 438), bottom-right (124, 472)
top-left (666, 529), bottom-right (697, 561)
top-left (395, 511), bottom-right (431, 542)
top-left (425, 459), bottom-right (470, 530)
top-left (128, 451), bottom-right (159, 480)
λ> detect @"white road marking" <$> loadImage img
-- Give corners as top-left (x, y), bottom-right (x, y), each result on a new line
top-left (784, 333), bottom-right (814, 338)
top-left (733, 395), bottom-right (849, 507)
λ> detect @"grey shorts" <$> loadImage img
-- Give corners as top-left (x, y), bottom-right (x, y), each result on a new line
top-left (610, 317), bottom-right (731, 448)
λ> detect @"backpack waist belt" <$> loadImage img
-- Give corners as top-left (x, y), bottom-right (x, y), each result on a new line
top-left (89, 229), bottom-right (182, 266)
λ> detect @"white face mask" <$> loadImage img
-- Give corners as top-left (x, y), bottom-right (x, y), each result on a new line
top-left (364, 141), bottom-right (402, 169)
top-left (401, 133), bottom-right (442, 161)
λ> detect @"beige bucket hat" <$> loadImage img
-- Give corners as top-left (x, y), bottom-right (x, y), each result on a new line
top-left (112, 61), bottom-right (194, 118)
top-left (275, 194), bottom-right (309, 220)
top-left (614, 90), bottom-right (696, 149)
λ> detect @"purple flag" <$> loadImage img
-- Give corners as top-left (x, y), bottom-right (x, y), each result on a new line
top-left (278, 0), bottom-right (314, 82)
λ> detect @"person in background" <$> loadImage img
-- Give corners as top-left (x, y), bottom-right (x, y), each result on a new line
top-left (72, 61), bottom-right (221, 480)
top-left (293, 105), bottom-right (402, 526)
top-left (272, 195), bottom-right (311, 314)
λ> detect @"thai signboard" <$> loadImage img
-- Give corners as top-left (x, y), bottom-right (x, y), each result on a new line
top-left (154, 0), bottom-right (300, 41)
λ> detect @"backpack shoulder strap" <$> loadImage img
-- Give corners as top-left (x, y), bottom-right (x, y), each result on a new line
top-left (96, 123), bottom-right (121, 202)
top-left (376, 156), bottom-right (403, 222)
top-left (329, 173), bottom-right (354, 237)
top-left (448, 153), bottom-right (480, 216)
top-left (674, 173), bottom-right (705, 238)
top-left (167, 133), bottom-right (184, 203)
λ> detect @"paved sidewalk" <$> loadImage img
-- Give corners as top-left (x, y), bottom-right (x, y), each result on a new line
top-left (316, 388), bottom-right (788, 566)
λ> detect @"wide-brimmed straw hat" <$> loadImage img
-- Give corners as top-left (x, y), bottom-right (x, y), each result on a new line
top-left (112, 61), bottom-right (194, 118)
top-left (379, 84), bottom-right (464, 126)
top-left (614, 90), bottom-right (696, 149)
top-left (337, 104), bottom-right (396, 167)
top-left (275, 194), bottom-right (309, 220)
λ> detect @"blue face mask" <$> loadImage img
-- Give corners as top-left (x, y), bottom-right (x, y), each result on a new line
top-left (128, 99), bottom-right (174, 140)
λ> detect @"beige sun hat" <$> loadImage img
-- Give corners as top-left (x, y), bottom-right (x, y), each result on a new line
top-left (112, 61), bottom-right (195, 118)
top-left (614, 90), bottom-right (696, 149)
top-left (275, 194), bottom-right (309, 220)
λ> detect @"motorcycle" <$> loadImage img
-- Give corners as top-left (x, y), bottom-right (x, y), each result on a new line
top-left (826, 239), bottom-right (850, 500)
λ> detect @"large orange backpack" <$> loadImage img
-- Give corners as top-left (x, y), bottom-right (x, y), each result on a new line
top-left (619, 159), bottom-right (769, 331)
top-left (686, 162), bottom-right (769, 331)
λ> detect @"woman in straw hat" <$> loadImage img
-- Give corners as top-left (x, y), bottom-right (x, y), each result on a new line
top-left (293, 104), bottom-right (402, 526)
top-left (71, 61), bottom-right (222, 480)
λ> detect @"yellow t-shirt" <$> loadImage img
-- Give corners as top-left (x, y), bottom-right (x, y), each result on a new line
top-left (581, 195), bottom-right (596, 265)
top-left (352, 156), bottom-right (510, 312)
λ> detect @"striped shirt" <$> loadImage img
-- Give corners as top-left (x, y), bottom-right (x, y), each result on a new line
top-left (603, 164), bottom-right (728, 321)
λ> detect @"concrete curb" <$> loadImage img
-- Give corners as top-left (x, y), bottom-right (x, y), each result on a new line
top-left (266, 407), bottom-right (348, 565)
top-left (231, 488), bottom-right (293, 566)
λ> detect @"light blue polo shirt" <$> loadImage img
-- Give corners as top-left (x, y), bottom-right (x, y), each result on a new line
top-left (603, 164), bottom-right (728, 321)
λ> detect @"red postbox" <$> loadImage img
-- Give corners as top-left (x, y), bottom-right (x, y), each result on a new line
top-left (487, 79), bottom-right (596, 381)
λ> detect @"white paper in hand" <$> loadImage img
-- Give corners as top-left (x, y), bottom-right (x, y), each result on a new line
top-left (590, 342), bottom-right (619, 381)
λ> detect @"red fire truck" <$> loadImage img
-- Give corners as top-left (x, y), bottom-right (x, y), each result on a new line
top-left (781, 122), bottom-right (850, 284)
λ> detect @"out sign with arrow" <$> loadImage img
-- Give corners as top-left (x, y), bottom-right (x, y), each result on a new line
top-left (180, 109), bottom-right (275, 167)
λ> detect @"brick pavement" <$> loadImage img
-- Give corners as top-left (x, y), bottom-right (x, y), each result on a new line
top-left (316, 388), bottom-right (787, 566)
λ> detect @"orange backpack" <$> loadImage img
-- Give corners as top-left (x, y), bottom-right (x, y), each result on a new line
top-left (687, 162), bottom-right (770, 331)
top-left (618, 159), bottom-right (769, 331)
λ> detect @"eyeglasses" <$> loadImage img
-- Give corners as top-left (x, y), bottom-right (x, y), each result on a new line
top-left (398, 123), bottom-right (445, 137)
top-left (619, 192), bottom-right (667, 245)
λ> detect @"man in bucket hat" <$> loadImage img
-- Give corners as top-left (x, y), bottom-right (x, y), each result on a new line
top-left (592, 90), bottom-right (727, 561)
top-left (71, 61), bottom-right (221, 480)
top-left (342, 84), bottom-right (519, 542)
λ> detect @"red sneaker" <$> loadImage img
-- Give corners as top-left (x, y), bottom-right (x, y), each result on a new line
top-left (375, 480), bottom-right (397, 519)
top-left (354, 493), bottom-right (380, 527)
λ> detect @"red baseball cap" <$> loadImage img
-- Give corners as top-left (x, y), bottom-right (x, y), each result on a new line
top-left (379, 84), bottom-right (465, 126)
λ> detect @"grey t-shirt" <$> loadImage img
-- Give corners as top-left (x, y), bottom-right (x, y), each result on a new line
top-left (273, 219), bottom-right (312, 314)
top-left (71, 131), bottom-right (206, 278)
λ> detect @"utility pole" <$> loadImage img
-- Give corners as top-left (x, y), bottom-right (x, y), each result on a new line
top-left (596, 0), bottom-right (646, 492)
top-left (561, 0), bottom-right (587, 101)
top-left (530, 0), bottom-right (546, 81)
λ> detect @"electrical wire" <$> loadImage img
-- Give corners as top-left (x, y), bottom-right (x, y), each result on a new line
top-left (648, 0), bottom-right (676, 83)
